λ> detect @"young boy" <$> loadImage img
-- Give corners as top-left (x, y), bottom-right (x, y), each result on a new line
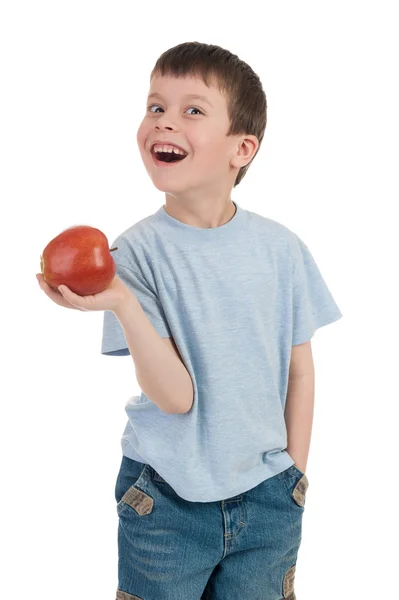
top-left (37, 42), bottom-right (342, 600)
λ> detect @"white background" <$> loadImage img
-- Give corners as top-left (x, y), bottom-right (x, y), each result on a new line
top-left (1, 1), bottom-right (396, 598)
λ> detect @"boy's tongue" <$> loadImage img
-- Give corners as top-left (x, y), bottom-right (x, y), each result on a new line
top-left (159, 152), bottom-right (185, 162)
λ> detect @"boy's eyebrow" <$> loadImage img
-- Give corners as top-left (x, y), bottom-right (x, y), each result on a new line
top-left (148, 92), bottom-right (213, 108)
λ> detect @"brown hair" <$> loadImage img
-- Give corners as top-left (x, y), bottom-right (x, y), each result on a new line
top-left (150, 42), bottom-right (267, 187)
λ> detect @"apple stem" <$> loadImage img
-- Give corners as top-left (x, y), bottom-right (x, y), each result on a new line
top-left (110, 247), bottom-right (118, 252)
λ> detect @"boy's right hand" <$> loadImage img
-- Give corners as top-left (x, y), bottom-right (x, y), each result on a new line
top-left (36, 273), bottom-right (132, 313)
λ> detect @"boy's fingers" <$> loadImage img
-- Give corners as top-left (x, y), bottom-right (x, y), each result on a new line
top-left (58, 285), bottom-right (88, 310)
top-left (37, 275), bottom-right (57, 294)
top-left (58, 285), bottom-right (77, 301)
top-left (36, 275), bottom-right (48, 292)
top-left (36, 274), bottom-right (84, 311)
top-left (36, 274), bottom-right (51, 291)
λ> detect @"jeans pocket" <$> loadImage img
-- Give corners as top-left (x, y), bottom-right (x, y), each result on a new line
top-left (115, 456), bottom-right (147, 507)
top-left (283, 465), bottom-right (309, 508)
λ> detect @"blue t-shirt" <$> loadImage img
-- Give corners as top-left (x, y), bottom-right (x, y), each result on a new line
top-left (101, 201), bottom-right (343, 502)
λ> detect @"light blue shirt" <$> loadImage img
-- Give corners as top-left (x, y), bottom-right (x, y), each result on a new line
top-left (101, 202), bottom-right (343, 502)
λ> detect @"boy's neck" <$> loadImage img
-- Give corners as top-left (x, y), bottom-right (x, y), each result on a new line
top-left (163, 197), bottom-right (237, 229)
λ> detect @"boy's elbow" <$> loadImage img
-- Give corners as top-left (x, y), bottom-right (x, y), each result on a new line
top-left (166, 399), bottom-right (192, 414)
top-left (168, 382), bottom-right (194, 414)
top-left (179, 373), bottom-right (194, 414)
top-left (180, 397), bottom-right (194, 414)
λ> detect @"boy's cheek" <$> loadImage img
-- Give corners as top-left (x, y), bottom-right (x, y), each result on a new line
top-left (136, 124), bottom-right (147, 148)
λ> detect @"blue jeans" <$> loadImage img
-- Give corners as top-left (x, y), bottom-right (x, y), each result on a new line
top-left (114, 455), bottom-right (308, 600)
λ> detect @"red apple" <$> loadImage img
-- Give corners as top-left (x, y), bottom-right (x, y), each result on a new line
top-left (40, 225), bottom-right (118, 295)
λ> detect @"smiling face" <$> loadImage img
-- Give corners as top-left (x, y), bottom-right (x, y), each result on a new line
top-left (136, 74), bottom-right (257, 201)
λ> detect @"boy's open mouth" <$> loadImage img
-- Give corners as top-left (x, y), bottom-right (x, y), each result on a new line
top-left (151, 146), bottom-right (189, 165)
top-left (154, 151), bottom-right (186, 163)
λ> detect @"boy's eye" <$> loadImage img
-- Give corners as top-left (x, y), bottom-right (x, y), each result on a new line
top-left (147, 105), bottom-right (203, 116)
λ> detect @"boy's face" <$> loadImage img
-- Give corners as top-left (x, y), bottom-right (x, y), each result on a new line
top-left (136, 74), bottom-right (256, 198)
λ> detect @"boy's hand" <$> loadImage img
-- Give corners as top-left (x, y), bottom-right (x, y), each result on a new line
top-left (36, 273), bottom-right (131, 313)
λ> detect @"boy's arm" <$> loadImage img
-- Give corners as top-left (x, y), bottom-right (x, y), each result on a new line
top-left (284, 341), bottom-right (315, 474)
top-left (114, 291), bottom-right (194, 414)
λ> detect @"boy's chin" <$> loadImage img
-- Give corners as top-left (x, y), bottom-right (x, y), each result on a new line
top-left (151, 179), bottom-right (188, 193)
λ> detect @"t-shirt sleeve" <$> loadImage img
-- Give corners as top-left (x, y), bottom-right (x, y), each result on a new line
top-left (291, 234), bottom-right (343, 346)
top-left (101, 263), bottom-right (173, 356)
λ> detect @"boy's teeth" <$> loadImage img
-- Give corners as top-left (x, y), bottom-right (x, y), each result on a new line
top-left (153, 144), bottom-right (186, 155)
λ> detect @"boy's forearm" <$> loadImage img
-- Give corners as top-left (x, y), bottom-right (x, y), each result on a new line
top-left (113, 292), bottom-right (194, 414)
top-left (284, 373), bottom-right (315, 474)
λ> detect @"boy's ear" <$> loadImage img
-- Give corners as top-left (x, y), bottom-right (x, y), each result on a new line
top-left (231, 135), bottom-right (259, 168)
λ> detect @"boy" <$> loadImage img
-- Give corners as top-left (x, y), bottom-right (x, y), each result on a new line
top-left (37, 42), bottom-right (343, 600)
